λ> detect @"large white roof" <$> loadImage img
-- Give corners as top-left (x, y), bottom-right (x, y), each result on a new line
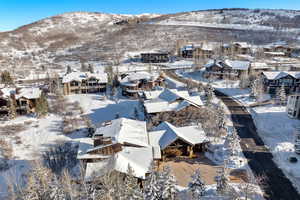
top-left (62, 71), bottom-right (108, 83)
top-left (77, 137), bottom-right (111, 160)
top-left (151, 122), bottom-right (208, 150)
top-left (0, 87), bottom-right (41, 99)
top-left (84, 146), bottom-right (153, 180)
top-left (143, 88), bottom-right (203, 114)
top-left (224, 60), bottom-right (250, 70)
top-left (94, 118), bottom-right (149, 147)
top-left (233, 42), bottom-right (251, 48)
top-left (120, 71), bottom-right (159, 86)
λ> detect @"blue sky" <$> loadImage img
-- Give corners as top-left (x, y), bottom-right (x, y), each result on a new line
top-left (0, 0), bottom-right (299, 31)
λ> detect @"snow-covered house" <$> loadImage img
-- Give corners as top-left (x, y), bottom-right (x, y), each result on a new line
top-left (204, 59), bottom-right (250, 79)
top-left (261, 71), bottom-right (300, 95)
top-left (232, 42), bottom-right (251, 55)
top-left (287, 94), bottom-right (300, 119)
top-left (263, 42), bottom-right (293, 57)
top-left (62, 72), bottom-right (108, 95)
top-left (250, 62), bottom-right (272, 76)
top-left (0, 87), bottom-right (42, 117)
top-left (148, 122), bottom-right (209, 159)
top-left (142, 88), bottom-right (203, 117)
top-left (193, 42), bottom-right (220, 59)
top-left (77, 118), bottom-right (154, 180)
top-left (119, 71), bottom-right (164, 98)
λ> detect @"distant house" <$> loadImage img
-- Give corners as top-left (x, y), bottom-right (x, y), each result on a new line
top-left (119, 72), bottom-right (164, 98)
top-left (141, 52), bottom-right (170, 63)
top-left (193, 42), bottom-right (218, 59)
top-left (142, 88), bottom-right (203, 117)
top-left (263, 43), bottom-right (293, 57)
top-left (232, 42), bottom-right (251, 55)
top-left (204, 59), bottom-right (250, 79)
top-left (250, 62), bottom-right (272, 76)
top-left (77, 118), bottom-right (153, 180)
top-left (62, 72), bottom-right (107, 95)
top-left (261, 71), bottom-right (300, 95)
top-left (0, 87), bottom-right (42, 117)
top-left (148, 122), bottom-right (209, 159)
top-left (180, 45), bottom-right (194, 58)
top-left (287, 94), bottom-right (300, 119)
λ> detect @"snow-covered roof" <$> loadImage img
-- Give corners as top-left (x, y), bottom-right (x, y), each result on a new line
top-left (151, 122), bottom-right (208, 150)
top-left (224, 60), bottom-right (250, 70)
top-left (204, 59), bottom-right (223, 68)
top-left (77, 137), bottom-right (111, 160)
top-left (143, 88), bottom-right (203, 114)
top-left (233, 42), bottom-right (251, 48)
top-left (251, 62), bottom-right (269, 70)
top-left (264, 52), bottom-right (286, 56)
top-left (262, 71), bottom-right (300, 80)
top-left (94, 118), bottom-right (149, 147)
top-left (15, 88), bottom-right (42, 99)
top-left (0, 87), bottom-right (41, 99)
top-left (85, 146), bottom-right (153, 180)
top-left (120, 71), bottom-right (159, 86)
top-left (62, 71), bottom-right (108, 83)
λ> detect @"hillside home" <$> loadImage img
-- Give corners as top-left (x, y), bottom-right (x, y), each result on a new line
top-left (148, 122), bottom-right (209, 160)
top-left (0, 87), bottom-right (42, 117)
top-left (141, 52), bottom-right (170, 63)
top-left (204, 59), bottom-right (250, 79)
top-left (119, 72), bottom-right (164, 98)
top-left (232, 42), bottom-right (251, 55)
top-left (142, 88), bottom-right (203, 117)
top-left (263, 43), bottom-right (293, 57)
top-left (287, 94), bottom-right (300, 119)
top-left (62, 72), bottom-right (108, 95)
top-left (180, 44), bottom-right (195, 58)
top-left (250, 62), bottom-right (272, 76)
top-left (77, 118), bottom-right (154, 180)
top-left (261, 71), bottom-right (300, 95)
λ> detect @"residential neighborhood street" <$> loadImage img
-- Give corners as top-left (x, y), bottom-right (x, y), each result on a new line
top-left (215, 90), bottom-right (300, 200)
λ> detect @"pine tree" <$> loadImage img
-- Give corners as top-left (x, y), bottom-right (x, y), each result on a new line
top-left (134, 107), bottom-right (139, 120)
top-left (160, 166), bottom-right (177, 200)
top-left (35, 93), bottom-right (48, 117)
top-left (66, 66), bottom-right (72, 74)
top-left (0, 70), bottom-right (13, 85)
top-left (279, 85), bottom-right (287, 105)
top-left (224, 129), bottom-right (240, 157)
top-left (123, 165), bottom-right (144, 200)
top-left (143, 163), bottom-right (161, 200)
top-left (206, 84), bottom-right (214, 105)
top-left (88, 64), bottom-right (94, 73)
top-left (215, 167), bottom-right (229, 195)
top-left (188, 169), bottom-right (206, 199)
top-left (7, 97), bottom-right (16, 119)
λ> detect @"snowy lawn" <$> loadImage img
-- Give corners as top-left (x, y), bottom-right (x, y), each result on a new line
top-left (250, 105), bottom-right (300, 191)
top-left (66, 93), bottom-right (145, 125)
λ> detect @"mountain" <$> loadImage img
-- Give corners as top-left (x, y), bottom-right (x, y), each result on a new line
top-left (0, 9), bottom-right (299, 76)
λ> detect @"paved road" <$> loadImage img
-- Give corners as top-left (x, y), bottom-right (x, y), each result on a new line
top-left (215, 90), bottom-right (300, 200)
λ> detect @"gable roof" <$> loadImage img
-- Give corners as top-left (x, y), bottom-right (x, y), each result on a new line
top-left (85, 146), bottom-right (153, 180)
top-left (262, 71), bottom-right (300, 80)
top-left (94, 118), bottom-right (149, 147)
top-left (233, 42), bottom-right (251, 49)
top-left (62, 71), bottom-right (108, 84)
top-left (152, 122), bottom-right (208, 150)
top-left (143, 88), bottom-right (203, 114)
top-left (224, 60), bottom-right (250, 70)
top-left (0, 87), bottom-right (41, 100)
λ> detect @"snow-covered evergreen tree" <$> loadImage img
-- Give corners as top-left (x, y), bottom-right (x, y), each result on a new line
top-left (215, 167), bottom-right (229, 195)
top-left (160, 166), bottom-right (177, 200)
top-left (143, 162), bottom-right (161, 200)
top-left (188, 169), bottom-right (206, 199)
top-left (66, 65), bottom-right (72, 74)
top-left (123, 165), bottom-right (144, 200)
top-left (7, 97), bottom-right (16, 119)
top-left (224, 129), bottom-right (240, 157)
top-left (278, 85), bottom-right (287, 105)
top-left (206, 84), bottom-right (215, 105)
